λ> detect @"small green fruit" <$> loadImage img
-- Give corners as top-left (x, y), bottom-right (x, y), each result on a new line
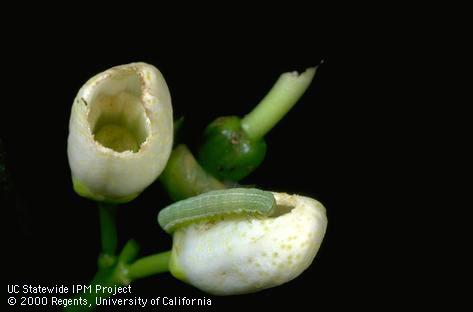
top-left (198, 116), bottom-right (266, 181)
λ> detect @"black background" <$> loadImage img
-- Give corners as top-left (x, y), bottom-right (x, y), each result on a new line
top-left (2, 34), bottom-right (400, 310)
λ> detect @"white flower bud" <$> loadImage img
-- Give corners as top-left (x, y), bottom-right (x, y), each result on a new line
top-left (169, 192), bottom-right (327, 295)
top-left (67, 63), bottom-right (173, 203)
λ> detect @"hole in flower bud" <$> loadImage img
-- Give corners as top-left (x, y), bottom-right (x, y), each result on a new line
top-left (87, 69), bottom-right (150, 153)
top-left (271, 204), bottom-right (295, 217)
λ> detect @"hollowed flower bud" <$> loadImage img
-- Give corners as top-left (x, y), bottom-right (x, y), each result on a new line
top-left (67, 63), bottom-right (173, 203)
top-left (169, 192), bottom-right (327, 295)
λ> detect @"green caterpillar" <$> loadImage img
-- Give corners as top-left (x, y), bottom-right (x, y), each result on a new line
top-left (158, 188), bottom-right (276, 233)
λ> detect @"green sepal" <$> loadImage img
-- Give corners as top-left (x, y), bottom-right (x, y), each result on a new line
top-left (168, 234), bottom-right (188, 282)
top-left (72, 179), bottom-right (140, 204)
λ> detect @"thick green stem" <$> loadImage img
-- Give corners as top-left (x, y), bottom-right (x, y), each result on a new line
top-left (128, 251), bottom-right (171, 280)
top-left (98, 203), bottom-right (117, 256)
top-left (241, 67), bottom-right (318, 141)
top-left (160, 144), bottom-right (226, 201)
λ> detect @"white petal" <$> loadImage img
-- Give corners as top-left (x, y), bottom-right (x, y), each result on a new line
top-left (67, 62), bottom-right (173, 202)
top-left (170, 192), bottom-right (327, 295)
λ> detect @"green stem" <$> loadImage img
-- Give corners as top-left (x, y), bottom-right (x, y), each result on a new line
top-left (98, 203), bottom-right (117, 256)
top-left (64, 266), bottom-right (125, 312)
top-left (128, 250), bottom-right (171, 280)
top-left (118, 239), bottom-right (140, 264)
top-left (64, 249), bottom-right (170, 312)
top-left (241, 66), bottom-right (318, 141)
top-left (160, 144), bottom-right (226, 201)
